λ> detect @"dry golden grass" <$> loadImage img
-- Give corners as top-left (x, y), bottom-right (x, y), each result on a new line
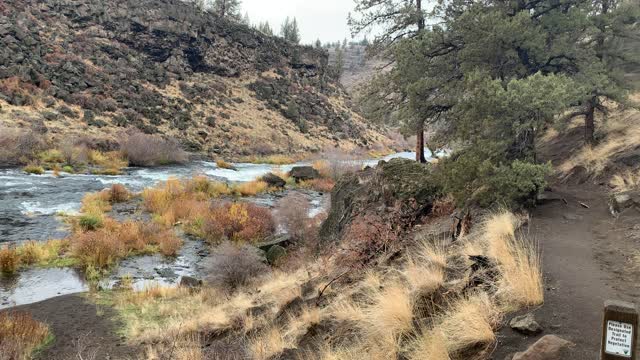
top-left (81, 191), bottom-right (112, 217)
top-left (483, 211), bottom-right (543, 310)
top-left (0, 245), bottom-right (20, 274)
top-left (406, 328), bottom-right (451, 360)
top-left (0, 311), bottom-right (50, 360)
top-left (363, 284), bottom-right (414, 340)
top-left (232, 180), bottom-right (269, 196)
top-left (248, 327), bottom-right (293, 360)
top-left (216, 159), bottom-right (236, 170)
top-left (559, 105), bottom-right (640, 176)
top-left (144, 335), bottom-right (203, 360)
top-left (102, 210), bottom-right (541, 360)
top-left (610, 169), bottom-right (640, 193)
top-left (436, 292), bottom-right (500, 355)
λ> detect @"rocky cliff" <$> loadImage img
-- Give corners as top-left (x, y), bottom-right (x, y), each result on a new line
top-left (0, 0), bottom-right (390, 157)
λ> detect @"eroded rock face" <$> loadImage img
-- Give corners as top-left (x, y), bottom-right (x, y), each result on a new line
top-left (319, 158), bottom-right (441, 244)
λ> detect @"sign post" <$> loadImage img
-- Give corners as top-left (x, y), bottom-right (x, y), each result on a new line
top-left (601, 300), bottom-right (638, 360)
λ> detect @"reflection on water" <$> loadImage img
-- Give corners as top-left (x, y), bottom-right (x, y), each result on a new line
top-left (0, 268), bottom-right (87, 308)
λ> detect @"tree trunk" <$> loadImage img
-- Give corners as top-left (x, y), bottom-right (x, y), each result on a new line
top-left (414, 0), bottom-right (427, 163)
top-left (416, 0), bottom-right (425, 30)
top-left (585, 97), bottom-right (596, 145)
top-left (416, 120), bottom-right (427, 163)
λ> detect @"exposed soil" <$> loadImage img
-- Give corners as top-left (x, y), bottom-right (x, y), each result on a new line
top-left (6, 294), bottom-right (140, 360)
top-left (492, 127), bottom-right (640, 359)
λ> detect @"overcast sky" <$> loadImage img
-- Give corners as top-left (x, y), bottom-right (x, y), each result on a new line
top-left (241, 0), bottom-right (357, 44)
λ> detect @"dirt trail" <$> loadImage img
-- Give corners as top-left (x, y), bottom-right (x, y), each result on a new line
top-left (10, 294), bottom-right (139, 360)
top-left (493, 184), bottom-right (640, 359)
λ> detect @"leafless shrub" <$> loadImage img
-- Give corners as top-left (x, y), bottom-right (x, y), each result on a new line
top-left (205, 241), bottom-right (269, 292)
top-left (0, 127), bottom-right (46, 165)
top-left (73, 332), bottom-right (99, 360)
top-left (119, 131), bottom-right (188, 167)
top-left (275, 193), bottom-right (311, 242)
top-left (316, 147), bottom-right (362, 180)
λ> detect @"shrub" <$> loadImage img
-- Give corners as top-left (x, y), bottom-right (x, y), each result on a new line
top-left (275, 193), bottom-right (310, 241)
top-left (438, 152), bottom-right (550, 208)
top-left (0, 127), bottom-right (46, 166)
top-left (18, 241), bottom-right (42, 265)
top-left (80, 191), bottom-right (112, 217)
top-left (108, 184), bottom-right (130, 203)
top-left (0, 77), bottom-right (39, 105)
top-left (23, 164), bottom-right (45, 175)
top-left (299, 178), bottom-right (335, 193)
top-left (38, 149), bottom-right (65, 163)
top-left (205, 241), bottom-right (269, 291)
top-left (158, 231), bottom-right (183, 257)
top-left (120, 132), bottom-right (188, 167)
top-left (0, 246), bottom-right (20, 274)
top-left (203, 202), bottom-right (275, 244)
top-left (71, 230), bottom-right (125, 269)
top-left (339, 214), bottom-right (400, 266)
top-left (88, 150), bottom-right (128, 174)
top-left (0, 311), bottom-right (50, 360)
top-left (78, 215), bottom-right (104, 231)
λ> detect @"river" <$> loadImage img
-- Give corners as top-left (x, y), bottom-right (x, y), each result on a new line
top-left (0, 151), bottom-right (434, 308)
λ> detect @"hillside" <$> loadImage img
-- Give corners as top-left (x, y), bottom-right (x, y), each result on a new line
top-left (328, 44), bottom-right (385, 94)
top-left (0, 0), bottom-right (391, 159)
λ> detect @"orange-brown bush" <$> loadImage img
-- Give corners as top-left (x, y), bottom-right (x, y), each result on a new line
top-left (300, 178), bottom-right (335, 193)
top-left (203, 203), bottom-right (275, 244)
top-left (339, 214), bottom-right (400, 267)
top-left (72, 229), bottom-right (125, 269)
top-left (108, 184), bottom-right (130, 203)
top-left (72, 220), bottom-right (183, 268)
top-left (0, 311), bottom-right (50, 360)
top-left (0, 246), bottom-right (20, 274)
top-left (158, 231), bottom-right (183, 257)
top-left (432, 195), bottom-right (456, 216)
top-left (120, 132), bottom-right (188, 167)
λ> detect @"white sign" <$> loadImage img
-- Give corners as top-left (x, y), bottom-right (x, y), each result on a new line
top-left (605, 320), bottom-right (634, 358)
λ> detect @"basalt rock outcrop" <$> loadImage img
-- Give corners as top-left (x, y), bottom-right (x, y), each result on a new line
top-left (320, 158), bottom-right (442, 244)
top-left (0, 0), bottom-right (389, 157)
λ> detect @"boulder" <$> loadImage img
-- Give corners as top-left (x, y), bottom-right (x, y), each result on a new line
top-left (261, 172), bottom-right (286, 188)
top-left (266, 245), bottom-right (287, 265)
top-left (289, 166), bottom-right (320, 182)
top-left (179, 276), bottom-right (203, 289)
top-left (512, 335), bottom-right (574, 360)
top-left (255, 234), bottom-right (292, 252)
top-left (509, 313), bottom-right (543, 335)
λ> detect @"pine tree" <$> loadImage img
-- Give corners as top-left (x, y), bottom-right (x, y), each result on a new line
top-left (257, 21), bottom-right (274, 36)
top-left (212, 0), bottom-right (242, 21)
top-left (280, 17), bottom-right (301, 44)
top-left (350, 0), bottom-right (428, 162)
top-left (315, 39), bottom-right (322, 48)
top-left (241, 11), bottom-right (251, 26)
